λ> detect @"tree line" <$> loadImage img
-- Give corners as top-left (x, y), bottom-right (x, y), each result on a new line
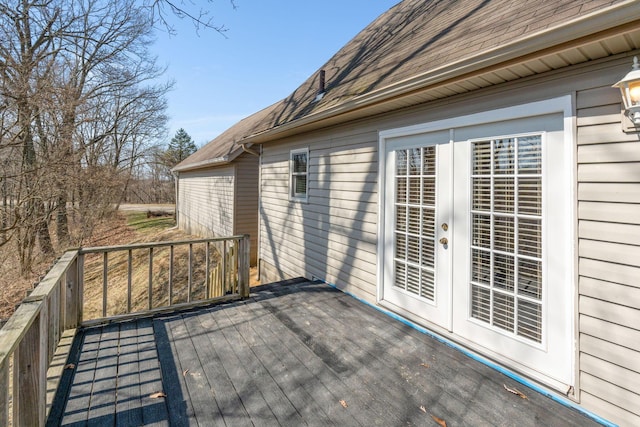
top-left (0, 0), bottom-right (205, 276)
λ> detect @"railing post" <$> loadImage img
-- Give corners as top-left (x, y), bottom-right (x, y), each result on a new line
top-left (0, 357), bottom-right (8, 426)
top-left (238, 234), bottom-right (250, 298)
top-left (15, 301), bottom-right (47, 426)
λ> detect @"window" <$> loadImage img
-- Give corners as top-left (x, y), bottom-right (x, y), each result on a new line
top-left (290, 148), bottom-right (308, 200)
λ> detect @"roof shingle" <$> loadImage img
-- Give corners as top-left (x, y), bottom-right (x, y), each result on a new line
top-left (176, 0), bottom-right (630, 171)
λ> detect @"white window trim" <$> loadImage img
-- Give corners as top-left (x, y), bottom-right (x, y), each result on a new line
top-left (289, 148), bottom-right (309, 202)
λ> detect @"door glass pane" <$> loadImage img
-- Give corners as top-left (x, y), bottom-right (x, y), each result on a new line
top-left (471, 285), bottom-right (490, 322)
top-left (518, 136), bottom-right (541, 174)
top-left (396, 177), bottom-right (407, 203)
top-left (519, 177), bottom-right (542, 216)
top-left (494, 138), bottom-right (515, 174)
top-left (470, 135), bottom-right (543, 343)
top-left (472, 177), bottom-right (491, 211)
top-left (473, 141), bottom-right (491, 175)
top-left (494, 178), bottom-right (514, 213)
top-left (517, 300), bottom-right (542, 342)
top-left (394, 261), bottom-right (406, 289)
top-left (393, 147), bottom-right (437, 302)
top-left (422, 177), bottom-right (436, 205)
top-left (472, 214), bottom-right (490, 248)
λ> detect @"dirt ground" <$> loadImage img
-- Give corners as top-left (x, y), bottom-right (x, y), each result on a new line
top-left (0, 213), bottom-right (136, 320)
top-left (0, 208), bottom-right (258, 322)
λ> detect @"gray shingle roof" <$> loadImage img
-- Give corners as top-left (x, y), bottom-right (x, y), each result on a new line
top-left (175, 0), bottom-right (631, 172)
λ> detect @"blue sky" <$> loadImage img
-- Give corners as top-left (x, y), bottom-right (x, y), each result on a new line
top-left (151, 1), bottom-right (400, 146)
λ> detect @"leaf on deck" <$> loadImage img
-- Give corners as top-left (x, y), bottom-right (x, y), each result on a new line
top-left (430, 414), bottom-right (447, 426)
top-left (149, 392), bottom-right (167, 399)
top-left (503, 384), bottom-right (528, 399)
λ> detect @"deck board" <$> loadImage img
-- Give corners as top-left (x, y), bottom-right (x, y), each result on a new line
top-left (115, 321), bottom-right (143, 427)
top-left (51, 279), bottom-right (603, 426)
top-left (137, 318), bottom-right (170, 427)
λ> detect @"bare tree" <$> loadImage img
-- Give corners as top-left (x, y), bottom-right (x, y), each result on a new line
top-left (145, 0), bottom-right (238, 35)
top-left (0, 0), bottom-right (172, 274)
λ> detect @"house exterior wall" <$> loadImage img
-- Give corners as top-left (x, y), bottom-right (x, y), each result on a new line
top-left (575, 84), bottom-right (640, 424)
top-left (258, 55), bottom-right (640, 426)
top-left (233, 152), bottom-right (259, 265)
top-left (177, 166), bottom-right (235, 238)
top-left (260, 130), bottom-right (379, 300)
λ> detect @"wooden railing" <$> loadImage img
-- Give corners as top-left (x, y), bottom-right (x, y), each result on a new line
top-left (0, 234), bottom-right (250, 426)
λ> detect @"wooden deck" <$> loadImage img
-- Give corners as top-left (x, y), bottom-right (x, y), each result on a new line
top-left (47, 279), bottom-right (601, 426)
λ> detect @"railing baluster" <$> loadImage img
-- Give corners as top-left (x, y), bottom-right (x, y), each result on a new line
top-left (64, 259), bottom-right (76, 329)
top-left (59, 270), bottom-right (66, 337)
top-left (102, 252), bottom-right (108, 318)
top-left (71, 235), bottom-right (250, 324)
top-left (222, 240), bottom-right (227, 294)
top-left (148, 247), bottom-right (154, 310)
top-left (48, 286), bottom-right (59, 363)
top-left (188, 244), bottom-right (193, 303)
top-left (127, 249), bottom-right (133, 314)
top-left (169, 245), bottom-right (174, 306)
top-left (205, 242), bottom-right (210, 299)
top-left (0, 234), bottom-right (253, 425)
top-left (78, 253), bottom-right (84, 325)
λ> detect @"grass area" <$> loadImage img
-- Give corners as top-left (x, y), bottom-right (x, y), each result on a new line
top-left (125, 211), bottom-right (176, 234)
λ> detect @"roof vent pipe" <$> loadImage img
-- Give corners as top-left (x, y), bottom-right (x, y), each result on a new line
top-left (314, 70), bottom-right (326, 102)
top-left (318, 69), bottom-right (325, 94)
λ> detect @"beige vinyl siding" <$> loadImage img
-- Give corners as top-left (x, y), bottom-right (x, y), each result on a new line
top-left (259, 130), bottom-right (379, 302)
top-left (177, 166), bottom-right (235, 238)
top-left (258, 55), bottom-right (640, 425)
top-left (233, 153), bottom-right (259, 265)
top-left (576, 78), bottom-right (640, 426)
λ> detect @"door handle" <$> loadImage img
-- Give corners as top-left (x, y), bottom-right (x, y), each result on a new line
top-left (439, 237), bottom-right (448, 245)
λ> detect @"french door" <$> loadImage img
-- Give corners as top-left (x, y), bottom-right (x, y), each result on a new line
top-left (379, 101), bottom-right (574, 390)
top-left (381, 130), bottom-right (452, 330)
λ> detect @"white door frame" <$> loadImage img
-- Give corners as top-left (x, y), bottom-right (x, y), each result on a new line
top-left (377, 95), bottom-right (576, 391)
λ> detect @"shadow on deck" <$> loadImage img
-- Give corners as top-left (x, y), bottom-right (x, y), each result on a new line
top-left (47, 279), bottom-right (600, 426)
